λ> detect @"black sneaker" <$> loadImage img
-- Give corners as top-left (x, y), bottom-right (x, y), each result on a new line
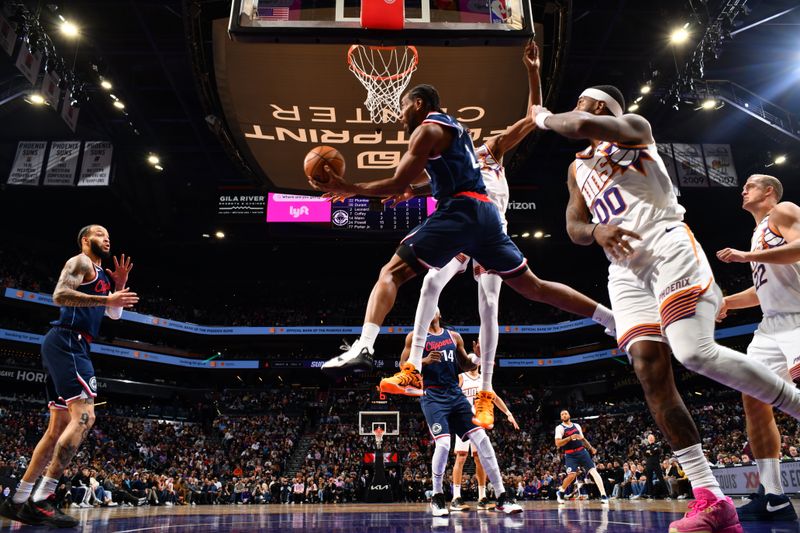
top-left (321, 340), bottom-right (374, 376)
top-left (494, 492), bottom-right (523, 514)
top-left (18, 495), bottom-right (79, 528)
top-left (477, 497), bottom-right (495, 510)
top-left (430, 493), bottom-right (449, 517)
top-left (449, 497), bottom-right (469, 511)
top-left (0, 498), bottom-right (38, 525)
top-left (737, 491), bottom-right (798, 522)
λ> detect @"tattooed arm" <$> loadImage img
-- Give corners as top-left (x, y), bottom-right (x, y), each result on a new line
top-left (52, 255), bottom-right (107, 307)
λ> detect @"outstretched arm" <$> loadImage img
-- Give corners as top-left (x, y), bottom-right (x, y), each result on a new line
top-left (484, 40), bottom-right (542, 160)
top-left (718, 202), bottom-right (800, 265)
top-left (310, 124), bottom-right (443, 197)
top-left (533, 107), bottom-right (654, 146)
top-left (716, 286), bottom-right (759, 322)
top-left (493, 394), bottom-right (519, 430)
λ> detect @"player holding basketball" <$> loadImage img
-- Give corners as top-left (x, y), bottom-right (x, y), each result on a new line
top-left (554, 410), bottom-right (608, 505)
top-left (400, 309), bottom-right (522, 516)
top-left (531, 88), bottom-right (800, 532)
top-left (0, 225), bottom-right (137, 527)
top-left (716, 174), bottom-right (799, 522)
top-left (312, 84), bottom-right (615, 414)
top-left (450, 343), bottom-right (519, 512)
top-left (378, 41), bottom-right (562, 432)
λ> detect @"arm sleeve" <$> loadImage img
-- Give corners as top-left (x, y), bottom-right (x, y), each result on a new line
top-left (555, 425), bottom-right (564, 440)
top-left (104, 296), bottom-right (123, 320)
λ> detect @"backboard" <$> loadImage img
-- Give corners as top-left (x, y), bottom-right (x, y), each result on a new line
top-left (358, 410), bottom-right (400, 436)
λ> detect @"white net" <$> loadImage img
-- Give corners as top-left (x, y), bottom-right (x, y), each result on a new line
top-left (347, 45), bottom-right (419, 124)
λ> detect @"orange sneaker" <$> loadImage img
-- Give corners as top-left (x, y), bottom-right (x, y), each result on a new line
top-left (379, 363), bottom-right (423, 396)
top-left (472, 390), bottom-right (495, 429)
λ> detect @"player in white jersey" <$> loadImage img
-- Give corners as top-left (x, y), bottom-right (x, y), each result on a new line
top-left (379, 41), bottom-right (617, 433)
top-left (530, 86), bottom-right (800, 533)
top-left (716, 174), bottom-right (800, 523)
top-left (450, 344), bottom-right (519, 511)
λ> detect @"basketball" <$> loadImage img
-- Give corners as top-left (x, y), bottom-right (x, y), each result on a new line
top-left (303, 146), bottom-right (345, 183)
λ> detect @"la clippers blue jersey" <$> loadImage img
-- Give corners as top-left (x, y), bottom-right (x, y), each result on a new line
top-left (51, 262), bottom-right (111, 338)
top-left (560, 423), bottom-right (585, 453)
top-left (420, 328), bottom-right (461, 391)
top-left (422, 112), bottom-right (486, 199)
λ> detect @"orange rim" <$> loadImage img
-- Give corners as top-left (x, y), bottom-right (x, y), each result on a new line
top-left (347, 44), bottom-right (419, 82)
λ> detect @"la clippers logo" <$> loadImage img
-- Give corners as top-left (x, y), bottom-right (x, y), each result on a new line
top-left (426, 339), bottom-right (453, 351)
top-left (89, 377), bottom-right (97, 392)
top-left (290, 206), bottom-right (310, 218)
top-left (431, 423), bottom-right (442, 435)
top-left (95, 279), bottom-right (111, 294)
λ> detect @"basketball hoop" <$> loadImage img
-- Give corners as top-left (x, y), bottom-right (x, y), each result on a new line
top-left (347, 45), bottom-right (419, 124)
top-left (373, 426), bottom-right (385, 447)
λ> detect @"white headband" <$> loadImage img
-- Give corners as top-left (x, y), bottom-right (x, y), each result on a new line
top-left (580, 88), bottom-right (623, 117)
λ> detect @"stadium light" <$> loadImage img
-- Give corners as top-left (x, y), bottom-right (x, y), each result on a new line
top-left (521, 232), bottom-right (531, 238)
top-left (60, 20), bottom-right (79, 38)
top-left (215, 231), bottom-right (225, 239)
top-left (113, 100), bottom-right (125, 110)
top-left (628, 103), bottom-right (640, 112)
top-left (533, 230), bottom-right (544, 239)
top-left (634, 96), bottom-right (644, 104)
top-left (100, 79), bottom-right (112, 90)
top-left (147, 154), bottom-right (160, 166)
top-left (670, 24), bottom-right (690, 44)
top-left (774, 155), bottom-right (787, 165)
top-left (640, 85), bottom-right (651, 94)
top-left (154, 164), bottom-right (164, 171)
top-left (25, 93), bottom-right (46, 105)
top-left (699, 98), bottom-right (722, 110)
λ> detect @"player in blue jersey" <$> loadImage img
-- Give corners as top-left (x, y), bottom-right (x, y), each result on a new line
top-left (399, 309), bottom-right (522, 516)
top-left (312, 84), bottom-right (615, 413)
top-left (0, 225), bottom-right (138, 528)
top-left (553, 410), bottom-right (608, 505)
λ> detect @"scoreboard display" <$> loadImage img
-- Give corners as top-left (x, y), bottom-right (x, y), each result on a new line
top-left (331, 197), bottom-right (426, 231)
top-left (267, 193), bottom-right (433, 232)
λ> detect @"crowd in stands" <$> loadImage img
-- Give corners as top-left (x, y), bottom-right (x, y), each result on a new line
top-left (2, 383), bottom-right (800, 508)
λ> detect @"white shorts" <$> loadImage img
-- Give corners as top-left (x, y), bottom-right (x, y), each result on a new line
top-left (748, 313), bottom-right (800, 382)
top-left (608, 221), bottom-right (718, 352)
top-left (454, 434), bottom-right (476, 454)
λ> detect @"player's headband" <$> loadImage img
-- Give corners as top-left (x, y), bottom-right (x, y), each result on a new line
top-left (580, 88), bottom-right (623, 118)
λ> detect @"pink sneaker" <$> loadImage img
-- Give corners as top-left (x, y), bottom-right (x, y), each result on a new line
top-left (668, 489), bottom-right (743, 533)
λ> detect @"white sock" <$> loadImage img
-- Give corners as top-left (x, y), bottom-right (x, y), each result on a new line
top-left (432, 439), bottom-right (450, 494)
top-left (469, 429), bottom-right (505, 495)
top-left (359, 323), bottom-right (380, 351)
top-left (588, 468), bottom-right (607, 496)
top-left (592, 304), bottom-right (615, 330)
top-left (478, 485), bottom-right (486, 500)
top-left (32, 476), bottom-right (59, 502)
top-left (12, 480), bottom-right (35, 504)
top-left (452, 484), bottom-right (461, 499)
top-left (478, 274), bottom-right (502, 392)
top-left (408, 260), bottom-right (461, 368)
top-left (674, 443), bottom-right (724, 500)
top-left (756, 458), bottom-right (783, 495)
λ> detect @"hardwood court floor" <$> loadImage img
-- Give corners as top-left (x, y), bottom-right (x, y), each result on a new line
top-left (1, 499), bottom-right (799, 532)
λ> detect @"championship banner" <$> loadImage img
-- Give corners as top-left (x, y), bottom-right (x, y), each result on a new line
top-left (78, 141), bottom-right (113, 186)
top-left (0, 14), bottom-right (16, 56)
top-left (703, 144), bottom-right (738, 187)
top-left (44, 141), bottom-right (81, 186)
top-left (41, 70), bottom-right (61, 108)
top-left (7, 141), bottom-right (46, 185)
top-left (712, 461), bottom-right (800, 495)
top-left (61, 92), bottom-right (80, 132)
top-left (656, 143), bottom-right (681, 194)
top-left (14, 42), bottom-right (41, 85)
top-left (672, 143), bottom-right (709, 187)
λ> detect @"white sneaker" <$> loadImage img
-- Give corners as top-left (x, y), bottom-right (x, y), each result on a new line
top-left (80, 502), bottom-right (92, 508)
top-left (107, 502), bottom-right (118, 507)
top-left (321, 339), bottom-right (375, 375)
top-left (70, 503), bottom-right (80, 508)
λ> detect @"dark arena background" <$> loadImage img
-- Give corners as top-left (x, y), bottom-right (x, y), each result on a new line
top-left (1, 0), bottom-right (800, 531)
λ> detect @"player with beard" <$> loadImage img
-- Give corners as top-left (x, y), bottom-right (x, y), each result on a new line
top-left (313, 84), bottom-right (615, 403)
top-left (0, 225), bottom-right (138, 528)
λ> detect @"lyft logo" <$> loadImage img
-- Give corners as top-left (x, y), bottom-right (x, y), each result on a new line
top-left (290, 206), bottom-right (310, 218)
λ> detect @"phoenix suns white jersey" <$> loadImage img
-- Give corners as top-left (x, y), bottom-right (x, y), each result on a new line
top-left (574, 142), bottom-right (685, 236)
top-left (460, 371), bottom-right (481, 406)
top-left (476, 143), bottom-right (509, 220)
top-left (751, 214), bottom-right (800, 317)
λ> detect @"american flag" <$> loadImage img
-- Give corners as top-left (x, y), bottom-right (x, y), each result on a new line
top-left (256, 6), bottom-right (290, 20)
